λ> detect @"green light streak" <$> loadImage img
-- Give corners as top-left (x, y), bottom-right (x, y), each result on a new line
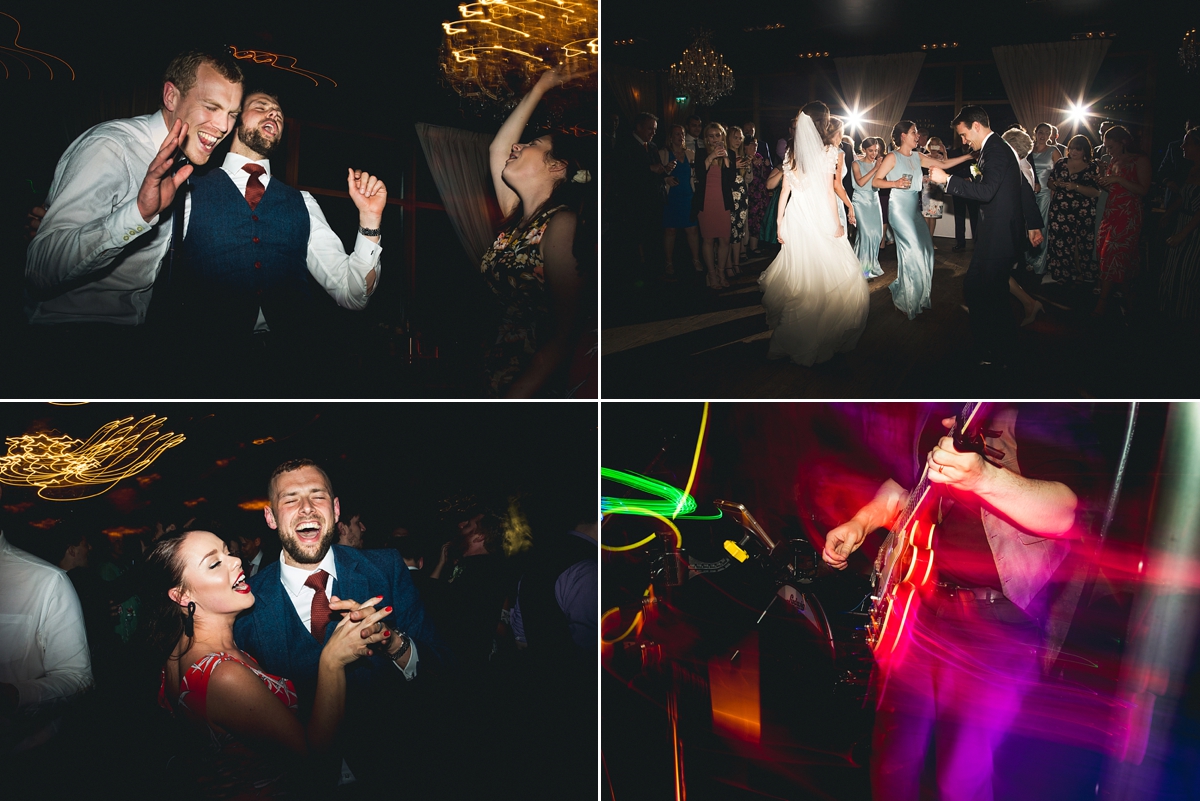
top-left (601, 467), bottom-right (722, 520)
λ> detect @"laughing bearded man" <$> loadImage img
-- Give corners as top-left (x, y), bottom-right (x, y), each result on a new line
top-left (233, 458), bottom-right (446, 790)
top-left (168, 90), bottom-right (387, 374)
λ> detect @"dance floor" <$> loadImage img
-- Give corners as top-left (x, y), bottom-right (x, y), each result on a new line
top-left (602, 239), bottom-right (1191, 398)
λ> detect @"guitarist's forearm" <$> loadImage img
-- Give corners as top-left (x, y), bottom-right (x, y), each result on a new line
top-left (976, 466), bottom-right (1078, 537)
top-left (855, 479), bottom-right (910, 533)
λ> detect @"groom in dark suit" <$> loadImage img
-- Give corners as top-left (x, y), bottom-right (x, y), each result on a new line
top-left (930, 106), bottom-right (1043, 367)
top-left (234, 458), bottom-right (447, 787)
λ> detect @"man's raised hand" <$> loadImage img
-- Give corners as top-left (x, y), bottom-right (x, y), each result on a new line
top-left (137, 119), bottom-right (192, 223)
top-left (347, 168), bottom-right (386, 228)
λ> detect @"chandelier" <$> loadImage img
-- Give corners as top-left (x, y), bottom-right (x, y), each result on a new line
top-left (440, 0), bottom-right (598, 109)
top-left (669, 31), bottom-right (735, 106)
top-left (1182, 28), bottom-right (1199, 74)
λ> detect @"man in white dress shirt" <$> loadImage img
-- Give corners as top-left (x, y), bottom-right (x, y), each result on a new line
top-left (0, 520), bottom-right (93, 754)
top-left (24, 49), bottom-right (244, 392)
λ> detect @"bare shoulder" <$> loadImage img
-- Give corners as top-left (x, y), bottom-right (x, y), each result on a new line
top-left (207, 656), bottom-right (269, 699)
top-left (543, 208), bottom-right (578, 240)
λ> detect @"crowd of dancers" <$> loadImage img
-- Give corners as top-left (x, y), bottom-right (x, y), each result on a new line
top-left (616, 99), bottom-right (1200, 368)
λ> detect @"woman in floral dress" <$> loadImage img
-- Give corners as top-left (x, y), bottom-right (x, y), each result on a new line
top-left (482, 68), bottom-right (593, 396)
top-left (1046, 135), bottom-right (1102, 285)
top-left (744, 135), bottom-right (772, 256)
top-left (726, 126), bottom-right (750, 277)
top-left (1095, 125), bottom-right (1151, 316)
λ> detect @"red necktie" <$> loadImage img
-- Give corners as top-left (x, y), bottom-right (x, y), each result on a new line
top-left (243, 163), bottom-right (266, 211)
top-left (304, 569), bottom-right (331, 641)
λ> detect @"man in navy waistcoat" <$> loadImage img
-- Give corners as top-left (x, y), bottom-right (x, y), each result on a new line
top-left (173, 90), bottom-right (387, 368)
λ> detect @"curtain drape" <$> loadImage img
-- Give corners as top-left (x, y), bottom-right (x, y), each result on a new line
top-left (608, 65), bottom-right (662, 127)
top-left (834, 52), bottom-right (927, 143)
top-left (992, 40), bottom-right (1111, 133)
top-left (414, 123), bottom-right (498, 267)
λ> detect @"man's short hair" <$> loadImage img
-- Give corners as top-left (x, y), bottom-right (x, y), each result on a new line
top-left (634, 112), bottom-right (659, 126)
top-left (243, 88), bottom-right (283, 113)
top-left (686, 114), bottom-right (702, 125)
top-left (267, 458), bottom-right (333, 502)
top-left (952, 105), bottom-right (990, 131)
top-left (163, 49), bottom-right (244, 99)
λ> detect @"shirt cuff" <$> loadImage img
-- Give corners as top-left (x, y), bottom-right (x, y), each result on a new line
top-left (352, 233), bottom-right (383, 296)
top-left (391, 637), bottom-right (418, 680)
top-left (109, 198), bottom-right (157, 248)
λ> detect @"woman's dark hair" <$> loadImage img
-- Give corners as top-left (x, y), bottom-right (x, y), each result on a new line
top-left (858, 136), bottom-right (885, 156)
top-left (1103, 125), bottom-right (1140, 155)
top-left (892, 120), bottom-right (917, 148)
top-left (1066, 134), bottom-right (1094, 162)
top-left (142, 529), bottom-right (199, 662)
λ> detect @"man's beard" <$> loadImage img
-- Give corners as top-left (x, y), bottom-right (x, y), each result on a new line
top-left (238, 125), bottom-right (279, 157)
top-left (280, 523), bottom-right (337, 564)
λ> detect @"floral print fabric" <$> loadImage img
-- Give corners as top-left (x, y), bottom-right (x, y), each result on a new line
top-left (1047, 159), bottom-right (1100, 283)
top-left (480, 205), bottom-right (567, 396)
top-left (1097, 158), bottom-right (1143, 283)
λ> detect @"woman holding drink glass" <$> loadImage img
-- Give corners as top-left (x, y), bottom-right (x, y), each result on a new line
top-left (875, 120), bottom-right (973, 318)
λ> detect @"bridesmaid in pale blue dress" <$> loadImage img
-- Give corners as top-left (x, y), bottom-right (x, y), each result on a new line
top-left (1026, 123), bottom-right (1061, 275)
top-left (852, 137), bottom-right (886, 278)
top-left (874, 120), bottom-right (974, 318)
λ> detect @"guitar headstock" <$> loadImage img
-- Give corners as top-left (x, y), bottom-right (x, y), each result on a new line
top-left (952, 402), bottom-right (1002, 462)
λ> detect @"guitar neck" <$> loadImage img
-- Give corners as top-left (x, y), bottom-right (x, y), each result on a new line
top-left (891, 402), bottom-right (981, 536)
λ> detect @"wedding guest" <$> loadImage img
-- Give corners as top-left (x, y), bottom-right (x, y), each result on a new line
top-left (1025, 123), bottom-right (1061, 276)
top-left (617, 111), bottom-right (667, 270)
top-left (1159, 119), bottom-right (1194, 210)
top-left (827, 117), bottom-right (856, 237)
top-left (1093, 120), bottom-right (1116, 259)
top-left (776, 118), bottom-right (796, 163)
top-left (660, 124), bottom-right (700, 276)
top-left (840, 133), bottom-right (858, 234)
top-left (998, 128), bottom-right (1047, 324)
top-left (744, 136), bottom-right (772, 256)
top-left (1047, 135), bottom-right (1101, 286)
top-left (1158, 127), bottom-right (1200, 331)
top-left (759, 166), bottom-right (785, 250)
top-left (726, 126), bottom-right (751, 277)
top-left (0, 523), bottom-right (93, 754)
top-left (922, 137), bottom-right (949, 242)
top-left (147, 528), bottom-right (391, 796)
top-left (24, 49), bottom-right (244, 392)
top-left (852, 137), bottom-right (886, 279)
top-left (693, 123), bottom-right (736, 289)
top-left (1095, 125), bottom-right (1151, 317)
top-left (875, 120), bottom-right (973, 318)
top-left (684, 114), bottom-right (704, 155)
top-left (742, 121), bottom-right (772, 167)
top-left (484, 68), bottom-right (593, 397)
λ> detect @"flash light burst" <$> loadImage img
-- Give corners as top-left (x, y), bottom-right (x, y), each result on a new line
top-left (0, 416), bottom-right (185, 501)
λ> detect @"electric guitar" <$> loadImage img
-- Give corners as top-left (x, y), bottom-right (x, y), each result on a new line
top-left (865, 402), bottom-right (995, 663)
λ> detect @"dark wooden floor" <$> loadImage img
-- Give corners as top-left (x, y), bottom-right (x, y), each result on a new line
top-left (603, 236), bottom-right (1196, 398)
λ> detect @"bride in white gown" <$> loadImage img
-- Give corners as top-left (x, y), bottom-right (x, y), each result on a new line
top-left (758, 109), bottom-right (869, 366)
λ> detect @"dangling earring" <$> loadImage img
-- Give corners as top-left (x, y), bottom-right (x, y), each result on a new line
top-left (183, 601), bottom-right (196, 638)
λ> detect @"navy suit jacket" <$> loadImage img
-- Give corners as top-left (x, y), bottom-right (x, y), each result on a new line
top-left (945, 133), bottom-right (1043, 262)
top-left (233, 545), bottom-right (448, 712)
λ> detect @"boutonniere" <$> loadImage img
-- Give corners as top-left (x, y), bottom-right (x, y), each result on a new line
top-left (970, 164), bottom-right (982, 179)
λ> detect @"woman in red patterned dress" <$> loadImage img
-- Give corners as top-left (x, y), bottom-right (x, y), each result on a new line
top-left (147, 529), bottom-right (391, 798)
top-left (1095, 126), bottom-right (1151, 316)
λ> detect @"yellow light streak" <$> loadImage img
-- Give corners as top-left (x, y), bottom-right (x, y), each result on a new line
top-left (601, 506), bottom-right (683, 551)
top-left (0, 416), bottom-right (185, 501)
top-left (228, 46), bottom-right (337, 88)
top-left (440, 0), bottom-right (595, 107)
top-left (238, 499), bottom-right (271, 511)
top-left (674, 402), bottom-right (709, 519)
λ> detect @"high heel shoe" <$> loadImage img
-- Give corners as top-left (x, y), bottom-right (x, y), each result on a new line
top-left (693, 259), bottom-right (704, 273)
top-left (1020, 300), bottom-right (1044, 327)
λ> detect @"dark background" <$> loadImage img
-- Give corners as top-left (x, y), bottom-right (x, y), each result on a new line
top-left (605, 0), bottom-right (1197, 164)
top-left (0, 3), bottom-right (596, 396)
top-left (0, 401), bottom-right (597, 559)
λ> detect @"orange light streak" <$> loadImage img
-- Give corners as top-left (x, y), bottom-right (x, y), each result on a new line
top-left (228, 46), bottom-right (337, 87)
top-left (0, 12), bottom-right (75, 80)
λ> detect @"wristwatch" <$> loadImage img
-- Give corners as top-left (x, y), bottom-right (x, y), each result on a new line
top-left (391, 632), bottom-right (411, 662)
top-left (359, 225), bottom-right (382, 236)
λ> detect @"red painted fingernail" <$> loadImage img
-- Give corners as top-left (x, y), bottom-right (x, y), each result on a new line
top-left (385, 606), bottom-right (392, 613)
top-left (383, 630), bottom-right (390, 637)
